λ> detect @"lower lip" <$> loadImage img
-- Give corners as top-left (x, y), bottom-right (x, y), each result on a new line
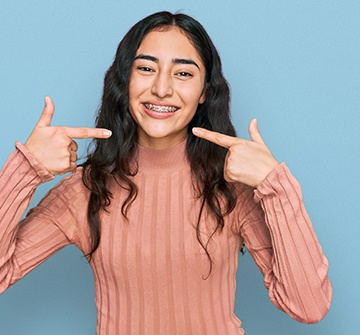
top-left (142, 104), bottom-right (178, 119)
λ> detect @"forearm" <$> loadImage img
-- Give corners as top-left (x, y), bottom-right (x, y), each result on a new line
top-left (0, 142), bottom-right (53, 292)
top-left (242, 163), bottom-right (332, 323)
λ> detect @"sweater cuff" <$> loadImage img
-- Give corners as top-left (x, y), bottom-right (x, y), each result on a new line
top-left (253, 163), bottom-right (299, 203)
top-left (15, 141), bottom-right (54, 183)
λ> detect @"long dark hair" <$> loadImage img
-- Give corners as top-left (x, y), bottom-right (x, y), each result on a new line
top-left (82, 11), bottom-right (237, 277)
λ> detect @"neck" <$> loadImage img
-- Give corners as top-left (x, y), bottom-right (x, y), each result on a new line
top-left (136, 140), bottom-right (189, 173)
top-left (137, 132), bottom-right (187, 150)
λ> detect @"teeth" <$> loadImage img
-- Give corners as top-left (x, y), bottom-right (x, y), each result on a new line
top-left (145, 103), bottom-right (178, 113)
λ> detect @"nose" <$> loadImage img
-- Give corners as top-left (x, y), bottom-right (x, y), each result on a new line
top-left (151, 71), bottom-right (173, 98)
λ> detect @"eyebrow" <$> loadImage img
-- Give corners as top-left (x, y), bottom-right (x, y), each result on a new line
top-left (134, 54), bottom-right (200, 69)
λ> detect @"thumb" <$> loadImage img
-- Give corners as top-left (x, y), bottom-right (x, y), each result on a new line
top-left (36, 96), bottom-right (55, 127)
top-left (248, 118), bottom-right (265, 144)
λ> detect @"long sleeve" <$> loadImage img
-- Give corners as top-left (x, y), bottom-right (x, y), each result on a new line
top-left (0, 142), bottom-right (71, 293)
top-left (238, 163), bottom-right (332, 324)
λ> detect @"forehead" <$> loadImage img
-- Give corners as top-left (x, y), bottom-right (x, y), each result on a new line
top-left (136, 27), bottom-right (203, 63)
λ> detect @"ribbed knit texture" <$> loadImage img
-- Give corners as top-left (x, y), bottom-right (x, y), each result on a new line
top-left (0, 141), bottom-right (332, 334)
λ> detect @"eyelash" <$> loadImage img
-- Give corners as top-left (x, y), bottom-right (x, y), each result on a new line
top-left (138, 66), bottom-right (154, 72)
top-left (137, 67), bottom-right (193, 78)
top-left (176, 71), bottom-right (192, 77)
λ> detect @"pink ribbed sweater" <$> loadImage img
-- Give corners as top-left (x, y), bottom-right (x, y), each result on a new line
top-left (0, 141), bottom-right (332, 334)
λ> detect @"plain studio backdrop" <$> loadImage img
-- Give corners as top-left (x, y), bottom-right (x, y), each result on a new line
top-left (0, 1), bottom-right (359, 334)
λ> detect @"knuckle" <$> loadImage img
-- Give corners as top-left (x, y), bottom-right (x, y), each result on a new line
top-left (69, 140), bottom-right (78, 151)
top-left (58, 161), bottom-right (70, 171)
top-left (223, 172), bottom-right (232, 183)
top-left (227, 166), bottom-right (237, 178)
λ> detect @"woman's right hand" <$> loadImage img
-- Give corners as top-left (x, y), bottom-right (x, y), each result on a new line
top-left (24, 96), bottom-right (112, 175)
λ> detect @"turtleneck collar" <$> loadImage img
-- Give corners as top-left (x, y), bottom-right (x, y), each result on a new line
top-left (136, 140), bottom-right (189, 173)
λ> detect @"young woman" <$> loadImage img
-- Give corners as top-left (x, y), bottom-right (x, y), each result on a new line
top-left (0, 11), bottom-right (332, 334)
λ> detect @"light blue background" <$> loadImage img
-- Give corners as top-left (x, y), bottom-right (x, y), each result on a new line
top-left (1, 1), bottom-right (359, 334)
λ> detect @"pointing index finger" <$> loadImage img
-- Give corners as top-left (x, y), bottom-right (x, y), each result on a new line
top-left (192, 127), bottom-right (238, 149)
top-left (63, 127), bottom-right (112, 139)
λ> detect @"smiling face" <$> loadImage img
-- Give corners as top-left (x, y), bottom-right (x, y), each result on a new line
top-left (128, 27), bottom-right (206, 149)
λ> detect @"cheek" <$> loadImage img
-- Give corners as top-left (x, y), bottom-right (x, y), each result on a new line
top-left (128, 79), bottom-right (136, 101)
top-left (129, 73), bottom-right (143, 97)
top-left (129, 77), bottom-right (151, 104)
top-left (187, 89), bottom-right (205, 108)
top-left (127, 82), bottom-right (138, 118)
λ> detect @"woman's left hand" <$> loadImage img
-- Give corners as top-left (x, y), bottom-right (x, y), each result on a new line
top-left (192, 118), bottom-right (280, 188)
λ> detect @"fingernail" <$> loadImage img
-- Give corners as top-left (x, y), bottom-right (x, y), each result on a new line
top-left (192, 127), bottom-right (201, 135)
top-left (44, 96), bottom-right (48, 106)
top-left (103, 130), bottom-right (112, 137)
top-left (253, 118), bottom-right (258, 126)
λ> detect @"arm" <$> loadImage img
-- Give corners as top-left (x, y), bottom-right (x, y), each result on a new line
top-left (0, 143), bottom-right (68, 292)
top-left (0, 96), bottom-right (111, 292)
top-left (239, 163), bottom-right (332, 323)
top-left (192, 119), bottom-right (332, 322)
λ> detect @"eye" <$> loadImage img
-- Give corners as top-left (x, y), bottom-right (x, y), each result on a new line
top-left (138, 66), bottom-right (154, 73)
top-left (176, 71), bottom-right (193, 77)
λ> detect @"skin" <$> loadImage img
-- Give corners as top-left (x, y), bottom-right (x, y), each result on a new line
top-left (128, 27), bottom-right (206, 150)
top-left (193, 119), bottom-right (280, 188)
top-left (25, 28), bottom-right (279, 188)
top-left (24, 96), bottom-right (112, 175)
